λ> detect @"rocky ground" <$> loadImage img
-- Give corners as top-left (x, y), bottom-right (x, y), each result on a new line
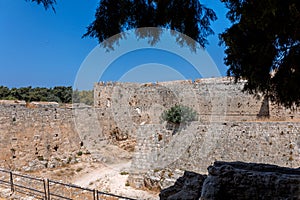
top-left (0, 147), bottom-right (159, 200)
top-left (71, 161), bottom-right (158, 199)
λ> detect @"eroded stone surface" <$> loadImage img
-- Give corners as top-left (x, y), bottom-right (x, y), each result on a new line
top-left (160, 161), bottom-right (300, 200)
top-left (159, 171), bottom-right (207, 200)
top-left (201, 161), bottom-right (300, 200)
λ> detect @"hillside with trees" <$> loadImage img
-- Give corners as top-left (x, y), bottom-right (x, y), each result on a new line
top-left (0, 86), bottom-right (93, 105)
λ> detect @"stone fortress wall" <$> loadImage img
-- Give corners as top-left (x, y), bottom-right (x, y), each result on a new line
top-left (0, 77), bottom-right (299, 180)
top-left (129, 121), bottom-right (299, 186)
top-left (0, 100), bottom-right (81, 171)
top-left (0, 100), bottom-right (117, 171)
top-left (94, 77), bottom-right (300, 187)
top-left (94, 77), bottom-right (299, 124)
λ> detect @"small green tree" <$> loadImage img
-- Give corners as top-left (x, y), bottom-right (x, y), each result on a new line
top-left (160, 105), bottom-right (198, 125)
top-left (0, 86), bottom-right (10, 99)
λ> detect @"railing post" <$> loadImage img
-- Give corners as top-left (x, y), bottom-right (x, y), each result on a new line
top-left (10, 171), bottom-right (14, 193)
top-left (47, 179), bottom-right (50, 200)
top-left (43, 179), bottom-right (47, 200)
top-left (96, 190), bottom-right (98, 200)
top-left (93, 189), bottom-right (96, 200)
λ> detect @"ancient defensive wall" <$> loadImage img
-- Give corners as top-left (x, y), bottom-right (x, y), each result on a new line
top-left (94, 77), bottom-right (299, 123)
top-left (94, 77), bottom-right (300, 187)
top-left (0, 77), bottom-right (299, 187)
top-left (0, 100), bottom-right (120, 171)
top-left (128, 121), bottom-right (300, 188)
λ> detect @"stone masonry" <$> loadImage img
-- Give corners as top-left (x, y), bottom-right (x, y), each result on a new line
top-left (93, 77), bottom-right (300, 188)
top-left (94, 77), bottom-right (300, 123)
top-left (0, 77), bottom-right (299, 186)
top-left (130, 122), bottom-right (300, 174)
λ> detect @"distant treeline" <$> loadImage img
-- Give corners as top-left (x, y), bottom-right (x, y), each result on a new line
top-left (0, 86), bottom-right (93, 105)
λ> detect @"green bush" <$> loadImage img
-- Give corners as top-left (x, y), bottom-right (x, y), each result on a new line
top-left (160, 105), bottom-right (198, 124)
top-left (37, 156), bottom-right (44, 161)
top-left (120, 171), bottom-right (129, 175)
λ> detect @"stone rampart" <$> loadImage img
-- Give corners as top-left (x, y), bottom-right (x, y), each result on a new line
top-left (94, 77), bottom-right (300, 124)
top-left (128, 121), bottom-right (300, 187)
top-left (0, 101), bottom-right (119, 171)
top-left (0, 101), bottom-right (80, 170)
top-left (1, 78), bottom-right (300, 186)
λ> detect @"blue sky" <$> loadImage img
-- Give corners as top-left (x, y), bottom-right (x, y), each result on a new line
top-left (0, 0), bottom-right (230, 89)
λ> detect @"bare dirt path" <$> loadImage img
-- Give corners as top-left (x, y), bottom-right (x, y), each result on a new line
top-left (72, 161), bottom-right (159, 200)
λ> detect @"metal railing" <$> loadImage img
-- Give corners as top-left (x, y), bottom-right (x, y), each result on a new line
top-left (48, 179), bottom-right (95, 200)
top-left (12, 172), bottom-right (46, 200)
top-left (0, 168), bottom-right (137, 200)
top-left (97, 190), bottom-right (137, 200)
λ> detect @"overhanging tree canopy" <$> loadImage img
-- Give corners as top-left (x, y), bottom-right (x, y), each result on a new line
top-left (220, 0), bottom-right (300, 107)
top-left (28, 0), bottom-right (300, 108)
top-left (83, 0), bottom-right (217, 49)
top-left (26, 0), bottom-right (56, 11)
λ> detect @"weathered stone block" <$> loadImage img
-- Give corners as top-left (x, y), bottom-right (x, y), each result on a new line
top-left (201, 161), bottom-right (300, 200)
top-left (160, 171), bottom-right (207, 200)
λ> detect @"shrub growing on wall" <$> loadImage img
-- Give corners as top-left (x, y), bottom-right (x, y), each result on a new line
top-left (160, 105), bottom-right (198, 125)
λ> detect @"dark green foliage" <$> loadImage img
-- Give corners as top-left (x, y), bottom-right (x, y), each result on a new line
top-left (0, 86), bottom-right (10, 99)
top-left (0, 86), bottom-right (94, 105)
top-left (83, 0), bottom-right (217, 49)
top-left (0, 86), bottom-right (73, 103)
top-left (25, 0), bottom-right (300, 108)
top-left (26, 0), bottom-right (216, 49)
top-left (25, 0), bottom-right (56, 11)
top-left (220, 0), bottom-right (300, 108)
top-left (52, 86), bottom-right (72, 103)
top-left (27, 87), bottom-right (48, 102)
top-left (160, 105), bottom-right (198, 124)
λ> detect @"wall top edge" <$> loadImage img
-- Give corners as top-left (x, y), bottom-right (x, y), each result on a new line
top-left (94, 77), bottom-right (247, 87)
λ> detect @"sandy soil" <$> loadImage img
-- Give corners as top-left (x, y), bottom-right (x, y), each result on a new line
top-left (24, 152), bottom-right (159, 200)
top-left (71, 161), bottom-right (159, 200)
